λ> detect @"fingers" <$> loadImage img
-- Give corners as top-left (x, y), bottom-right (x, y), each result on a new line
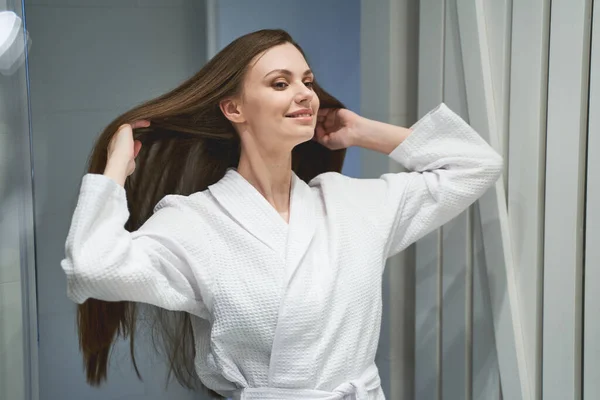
top-left (130, 119), bottom-right (151, 130)
top-left (317, 108), bottom-right (339, 135)
top-left (317, 108), bottom-right (337, 125)
top-left (133, 140), bottom-right (142, 158)
top-left (317, 108), bottom-right (329, 121)
top-left (116, 123), bottom-right (133, 135)
top-left (314, 124), bottom-right (324, 140)
top-left (317, 108), bottom-right (339, 128)
top-left (116, 120), bottom-right (151, 134)
top-left (315, 108), bottom-right (337, 142)
top-left (129, 160), bottom-right (137, 176)
top-left (314, 124), bottom-right (329, 145)
top-left (108, 122), bottom-right (144, 161)
top-left (324, 108), bottom-right (339, 130)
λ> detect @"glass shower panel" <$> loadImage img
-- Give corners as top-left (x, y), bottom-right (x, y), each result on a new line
top-left (0, 0), bottom-right (38, 399)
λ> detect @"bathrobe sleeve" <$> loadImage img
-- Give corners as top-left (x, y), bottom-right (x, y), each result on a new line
top-left (317, 103), bottom-right (503, 260)
top-left (375, 103), bottom-right (503, 258)
top-left (61, 174), bottom-right (211, 319)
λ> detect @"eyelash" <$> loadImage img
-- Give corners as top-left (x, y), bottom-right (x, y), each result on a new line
top-left (273, 81), bottom-right (314, 90)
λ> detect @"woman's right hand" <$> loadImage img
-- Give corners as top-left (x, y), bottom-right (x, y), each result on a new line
top-left (103, 120), bottom-right (150, 187)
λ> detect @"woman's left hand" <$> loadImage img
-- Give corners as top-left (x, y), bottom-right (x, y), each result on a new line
top-left (314, 108), bottom-right (363, 150)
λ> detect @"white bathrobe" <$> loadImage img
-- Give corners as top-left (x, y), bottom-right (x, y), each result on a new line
top-left (61, 104), bottom-right (503, 399)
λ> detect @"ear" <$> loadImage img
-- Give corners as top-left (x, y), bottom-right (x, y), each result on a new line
top-left (219, 98), bottom-right (246, 124)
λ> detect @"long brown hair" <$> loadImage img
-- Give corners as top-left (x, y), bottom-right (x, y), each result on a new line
top-left (77, 29), bottom-right (346, 397)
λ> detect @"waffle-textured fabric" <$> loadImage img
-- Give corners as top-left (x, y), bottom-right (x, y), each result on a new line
top-left (61, 104), bottom-right (503, 399)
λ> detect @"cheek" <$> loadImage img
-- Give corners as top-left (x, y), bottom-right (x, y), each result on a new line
top-left (247, 91), bottom-right (289, 118)
top-left (262, 95), bottom-right (294, 126)
top-left (243, 97), bottom-right (269, 124)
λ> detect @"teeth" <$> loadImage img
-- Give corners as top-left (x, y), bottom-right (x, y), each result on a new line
top-left (289, 114), bottom-right (311, 118)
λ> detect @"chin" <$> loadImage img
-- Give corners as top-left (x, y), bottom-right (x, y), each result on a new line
top-left (288, 130), bottom-right (315, 148)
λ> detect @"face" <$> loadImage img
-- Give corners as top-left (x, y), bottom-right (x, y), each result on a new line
top-left (225, 43), bottom-right (320, 151)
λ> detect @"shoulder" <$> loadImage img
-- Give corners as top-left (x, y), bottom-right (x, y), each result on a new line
top-left (140, 191), bottom-right (216, 252)
top-left (308, 170), bottom-right (414, 222)
top-left (308, 170), bottom-right (403, 198)
top-left (153, 189), bottom-right (211, 213)
top-left (308, 171), bottom-right (384, 213)
top-left (149, 189), bottom-right (217, 230)
top-left (308, 171), bottom-right (355, 191)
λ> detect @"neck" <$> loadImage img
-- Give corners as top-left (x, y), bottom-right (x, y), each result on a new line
top-left (236, 138), bottom-right (293, 219)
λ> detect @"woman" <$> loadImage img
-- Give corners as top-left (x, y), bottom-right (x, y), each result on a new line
top-left (62, 29), bottom-right (502, 399)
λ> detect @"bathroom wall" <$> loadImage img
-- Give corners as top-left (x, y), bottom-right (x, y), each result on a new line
top-left (24, 1), bottom-right (210, 399)
top-left (0, 2), bottom-right (30, 399)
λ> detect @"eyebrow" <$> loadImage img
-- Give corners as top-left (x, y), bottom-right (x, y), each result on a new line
top-left (264, 69), bottom-right (314, 79)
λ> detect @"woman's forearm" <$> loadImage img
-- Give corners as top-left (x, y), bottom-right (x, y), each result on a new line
top-left (352, 117), bottom-right (412, 155)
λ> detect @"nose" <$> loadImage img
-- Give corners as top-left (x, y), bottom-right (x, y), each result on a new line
top-left (294, 83), bottom-right (314, 104)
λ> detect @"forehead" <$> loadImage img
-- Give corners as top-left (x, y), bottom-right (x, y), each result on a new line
top-left (248, 43), bottom-right (310, 77)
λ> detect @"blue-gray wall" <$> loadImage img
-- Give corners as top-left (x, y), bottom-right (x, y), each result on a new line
top-left (26, 1), bottom-right (209, 399)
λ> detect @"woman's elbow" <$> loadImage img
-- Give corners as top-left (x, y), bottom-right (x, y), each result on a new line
top-left (62, 259), bottom-right (89, 304)
top-left (484, 152), bottom-right (504, 182)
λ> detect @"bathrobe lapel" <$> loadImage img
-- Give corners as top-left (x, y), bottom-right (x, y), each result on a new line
top-left (209, 169), bottom-right (323, 387)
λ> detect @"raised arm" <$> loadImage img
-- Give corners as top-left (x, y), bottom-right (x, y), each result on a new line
top-left (61, 174), bottom-right (211, 318)
top-left (61, 122), bottom-right (211, 318)
top-left (315, 103), bottom-right (503, 260)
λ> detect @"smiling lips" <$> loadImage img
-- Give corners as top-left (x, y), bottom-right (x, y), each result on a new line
top-left (286, 109), bottom-right (313, 118)
top-left (285, 108), bottom-right (313, 125)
